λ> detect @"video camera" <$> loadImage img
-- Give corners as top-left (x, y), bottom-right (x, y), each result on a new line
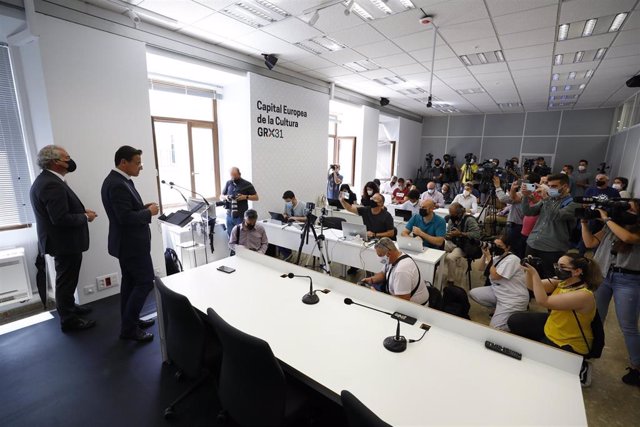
top-left (329, 164), bottom-right (338, 171)
top-left (443, 154), bottom-right (456, 164)
top-left (597, 162), bottom-right (611, 174)
top-left (574, 196), bottom-right (637, 224)
top-left (475, 159), bottom-right (506, 192)
top-left (425, 153), bottom-right (433, 166)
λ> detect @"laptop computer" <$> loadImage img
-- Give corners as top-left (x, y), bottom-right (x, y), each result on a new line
top-left (397, 235), bottom-right (426, 253)
top-left (269, 211), bottom-right (286, 223)
top-left (341, 222), bottom-right (368, 241)
top-left (394, 208), bottom-right (413, 221)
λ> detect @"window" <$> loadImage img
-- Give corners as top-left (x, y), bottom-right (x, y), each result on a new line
top-left (150, 85), bottom-right (221, 212)
top-left (327, 119), bottom-right (356, 185)
top-left (0, 45), bottom-right (34, 231)
top-left (376, 140), bottom-right (396, 179)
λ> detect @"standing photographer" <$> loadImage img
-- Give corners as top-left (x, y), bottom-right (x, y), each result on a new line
top-left (493, 176), bottom-right (525, 257)
top-left (509, 253), bottom-right (602, 386)
top-left (442, 155), bottom-right (459, 194)
top-left (460, 154), bottom-right (478, 185)
top-left (582, 200), bottom-right (640, 387)
top-left (470, 234), bottom-right (529, 331)
top-left (521, 173), bottom-right (579, 278)
top-left (221, 167), bottom-right (259, 236)
top-left (326, 164), bottom-right (343, 200)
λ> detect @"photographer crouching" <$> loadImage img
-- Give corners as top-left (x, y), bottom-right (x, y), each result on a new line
top-left (581, 199), bottom-right (640, 387)
top-left (444, 202), bottom-right (482, 286)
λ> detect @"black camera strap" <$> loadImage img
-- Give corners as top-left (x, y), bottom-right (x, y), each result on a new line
top-left (384, 254), bottom-right (421, 298)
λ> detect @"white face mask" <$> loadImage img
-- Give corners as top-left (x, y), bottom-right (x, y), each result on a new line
top-left (379, 255), bottom-right (389, 265)
top-left (612, 183), bottom-right (622, 190)
top-left (463, 190), bottom-right (471, 197)
top-left (427, 188), bottom-right (435, 194)
top-left (578, 166), bottom-right (586, 171)
top-left (367, 189), bottom-right (374, 196)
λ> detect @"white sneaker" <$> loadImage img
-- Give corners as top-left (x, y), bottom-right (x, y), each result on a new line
top-left (580, 360), bottom-right (592, 387)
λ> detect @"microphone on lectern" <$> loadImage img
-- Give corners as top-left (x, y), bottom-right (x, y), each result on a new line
top-left (161, 180), bottom-right (188, 204)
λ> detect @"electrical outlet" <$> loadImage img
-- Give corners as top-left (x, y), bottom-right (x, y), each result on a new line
top-left (84, 285), bottom-right (96, 295)
top-left (96, 273), bottom-right (120, 291)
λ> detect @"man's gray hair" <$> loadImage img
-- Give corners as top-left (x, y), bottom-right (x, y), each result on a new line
top-left (36, 145), bottom-right (62, 169)
top-left (374, 237), bottom-right (397, 253)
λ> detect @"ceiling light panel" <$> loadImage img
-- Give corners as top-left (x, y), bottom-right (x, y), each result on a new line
top-left (221, 1), bottom-right (291, 27)
top-left (369, 0), bottom-right (393, 15)
top-left (373, 76), bottom-right (406, 85)
top-left (556, 12), bottom-right (629, 41)
top-left (558, 23), bottom-right (569, 41)
top-left (582, 18), bottom-right (597, 36)
top-left (310, 36), bottom-right (346, 52)
top-left (609, 12), bottom-right (627, 32)
top-left (457, 88), bottom-right (486, 95)
top-left (458, 50), bottom-right (505, 66)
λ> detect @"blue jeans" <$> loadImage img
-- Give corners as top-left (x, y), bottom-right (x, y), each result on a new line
top-left (226, 214), bottom-right (243, 237)
top-left (596, 270), bottom-right (640, 367)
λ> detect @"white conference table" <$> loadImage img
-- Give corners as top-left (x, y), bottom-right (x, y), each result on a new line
top-left (320, 207), bottom-right (406, 230)
top-left (159, 248), bottom-right (586, 426)
top-left (261, 220), bottom-right (445, 288)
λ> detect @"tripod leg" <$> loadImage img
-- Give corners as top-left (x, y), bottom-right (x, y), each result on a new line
top-left (295, 222), bottom-right (310, 265)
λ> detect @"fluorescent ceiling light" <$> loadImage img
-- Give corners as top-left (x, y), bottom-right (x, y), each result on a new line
top-left (352, 3), bottom-right (374, 20)
top-left (343, 62), bottom-right (368, 72)
top-left (352, 59), bottom-right (380, 70)
top-left (564, 85), bottom-right (572, 91)
top-left (369, 0), bottom-right (393, 14)
top-left (554, 54), bottom-right (563, 65)
top-left (398, 0), bottom-right (416, 9)
top-left (573, 51), bottom-right (584, 63)
top-left (494, 50), bottom-right (505, 62)
top-left (557, 23), bottom-right (569, 41)
top-left (582, 18), bottom-right (597, 36)
top-left (311, 36), bottom-right (345, 51)
top-left (236, 2), bottom-right (276, 23)
top-left (585, 69), bottom-right (594, 79)
top-left (295, 40), bottom-right (326, 54)
top-left (549, 96), bottom-right (556, 101)
top-left (568, 71), bottom-right (576, 79)
top-left (459, 55), bottom-right (472, 66)
top-left (457, 88), bottom-right (485, 94)
top-left (609, 12), bottom-right (627, 32)
top-left (552, 73), bottom-right (559, 80)
top-left (477, 53), bottom-right (488, 64)
top-left (221, 8), bottom-right (264, 27)
top-left (594, 47), bottom-right (607, 60)
top-left (551, 86), bottom-right (558, 92)
top-left (254, 0), bottom-right (289, 17)
top-left (579, 83), bottom-right (586, 90)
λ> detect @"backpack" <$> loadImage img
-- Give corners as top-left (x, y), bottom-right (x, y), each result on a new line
top-left (442, 284), bottom-right (471, 319)
top-left (164, 248), bottom-right (183, 276)
top-left (573, 309), bottom-right (605, 359)
top-left (427, 285), bottom-right (443, 310)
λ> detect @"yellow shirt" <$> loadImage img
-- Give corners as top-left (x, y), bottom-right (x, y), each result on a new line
top-left (544, 282), bottom-right (595, 355)
top-left (460, 164), bottom-right (478, 184)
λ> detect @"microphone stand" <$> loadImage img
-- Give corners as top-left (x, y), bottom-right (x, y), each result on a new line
top-left (281, 273), bottom-right (330, 305)
top-left (344, 298), bottom-right (408, 353)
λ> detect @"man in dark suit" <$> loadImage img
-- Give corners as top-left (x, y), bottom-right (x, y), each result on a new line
top-left (30, 145), bottom-right (97, 332)
top-left (101, 146), bottom-right (159, 342)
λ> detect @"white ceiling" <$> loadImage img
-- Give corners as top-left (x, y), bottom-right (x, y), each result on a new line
top-left (119, 0), bottom-right (639, 116)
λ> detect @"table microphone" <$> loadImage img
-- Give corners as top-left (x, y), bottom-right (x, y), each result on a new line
top-left (168, 181), bottom-right (210, 206)
top-left (343, 297), bottom-right (407, 353)
top-left (281, 273), bottom-right (329, 305)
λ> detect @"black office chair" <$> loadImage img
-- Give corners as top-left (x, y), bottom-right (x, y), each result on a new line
top-left (206, 307), bottom-right (307, 426)
top-left (155, 276), bottom-right (220, 419)
top-left (321, 216), bottom-right (346, 230)
top-left (340, 390), bottom-right (391, 427)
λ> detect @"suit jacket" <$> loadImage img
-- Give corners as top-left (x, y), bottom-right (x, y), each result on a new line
top-left (29, 169), bottom-right (89, 256)
top-left (101, 170), bottom-right (152, 259)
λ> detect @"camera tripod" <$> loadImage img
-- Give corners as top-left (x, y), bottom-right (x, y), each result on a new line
top-left (478, 184), bottom-right (500, 236)
top-left (295, 212), bottom-right (331, 275)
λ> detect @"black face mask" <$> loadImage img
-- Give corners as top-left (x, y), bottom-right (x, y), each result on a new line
top-left (435, 162), bottom-right (441, 167)
top-left (419, 208), bottom-right (430, 217)
top-left (246, 223), bottom-right (255, 230)
top-left (62, 158), bottom-right (77, 173)
top-left (554, 267), bottom-right (572, 280)
top-left (596, 180), bottom-right (606, 187)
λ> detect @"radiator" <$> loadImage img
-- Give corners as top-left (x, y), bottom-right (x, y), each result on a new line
top-left (0, 248), bottom-right (33, 307)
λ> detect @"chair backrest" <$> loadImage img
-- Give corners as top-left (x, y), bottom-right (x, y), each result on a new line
top-left (206, 307), bottom-right (287, 426)
top-left (322, 216), bottom-right (346, 230)
top-left (155, 276), bottom-right (205, 378)
top-left (340, 390), bottom-right (391, 427)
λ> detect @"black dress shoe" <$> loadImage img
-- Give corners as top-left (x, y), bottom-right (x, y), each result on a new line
top-left (120, 329), bottom-right (154, 343)
top-left (61, 317), bottom-right (96, 332)
top-left (138, 318), bottom-right (155, 329)
top-left (73, 305), bottom-right (93, 315)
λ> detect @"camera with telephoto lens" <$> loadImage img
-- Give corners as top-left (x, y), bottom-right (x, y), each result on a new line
top-left (520, 255), bottom-right (544, 273)
top-left (425, 153), bottom-right (433, 166)
top-left (574, 196), bottom-right (637, 224)
top-left (475, 160), bottom-right (506, 192)
top-left (443, 154), bottom-right (455, 164)
top-left (329, 164), bottom-right (338, 170)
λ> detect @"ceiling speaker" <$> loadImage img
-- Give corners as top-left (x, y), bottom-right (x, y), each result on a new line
top-left (263, 54), bottom-right (278, 70)
top-left (380, 97), bottom-right (390, 107)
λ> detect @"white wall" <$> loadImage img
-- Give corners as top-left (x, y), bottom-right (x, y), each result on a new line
top-left (23, 14), bottom-right (165, 304)
top-left (217, 76), bottom-right (252, 182)
top-left (396, 117), bottom-right (422, 180)
top-left (249, 73), bottom-right (329, 217)
top-left (357, 105), bottom-right (379, 192)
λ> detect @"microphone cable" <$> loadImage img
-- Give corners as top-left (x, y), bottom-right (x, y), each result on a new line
top-left (409, 329), bottom-right (428, 344)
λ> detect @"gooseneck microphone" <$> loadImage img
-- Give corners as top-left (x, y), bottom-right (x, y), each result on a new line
top-left (343, 298), bottom-right (416, 353)
top-left (281, 273), bottom-right (329, 305)
top-left (161, 180), bottom-right (188, 204)
top-left (168, 181), bottom-right (210, 207)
